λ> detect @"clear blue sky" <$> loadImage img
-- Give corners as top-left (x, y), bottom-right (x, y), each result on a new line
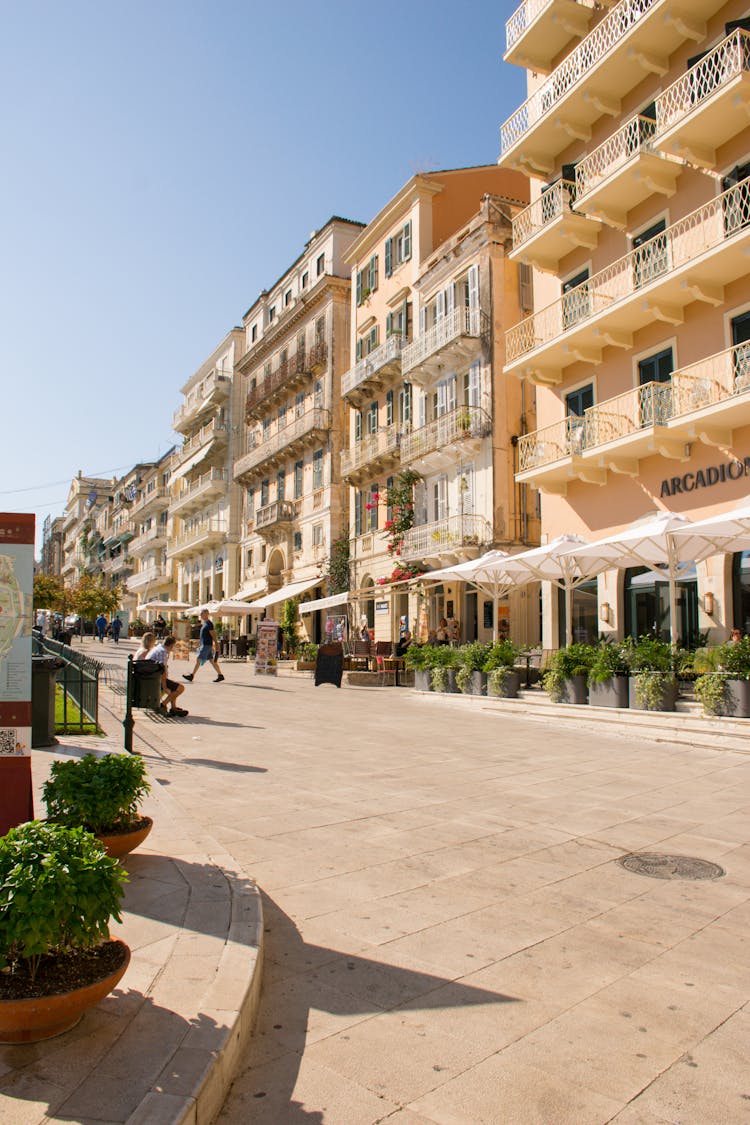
top-left (1, 0), bottom-right (525, 551)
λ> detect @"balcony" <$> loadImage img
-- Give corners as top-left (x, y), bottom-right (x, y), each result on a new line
top-left (653, 30), bottom-right (750, 169)
top-left (350, 531), bottom-right (382, 561)
top-left (245, 341), bottom-right (328, 419)
top-left (341, 426), bottom-right (401, 483)
top-left (575, 114), bottom-right (682, 228)
top-left (101, 553), bottom-right (132, 576)
top-left (499, 0), bottom-right (724, 176)
top-left (234, 407), bottom-right (331, 481)
top-left (167, 520), bottom-right (229, 559)
top-left (170, 469), bottom-right (228, 516)
top-left (510, 180), bottom-right (601, 271)
top-left (132, 486), bottom-right (170, 516)
top-left (128, 525), bottom-right (168, 556)
top-left (173, 372), bottom-right (231, 433)
top-left (400, 406), bottom-right (492, 472)
top-left (255, 500), bottom-right (301, 537)
top-left (402, 308), bottom-right (484, 386)
top-left (401, 515), bottom-right (492, 565)
top-left (172, 418), bottom-right (229, 471)
top-left (515, 345), bottom-right (750, 492)
top-left (127, 564), bottom-right (169, 592)
top-left (504, 0), bottom-right (596, 73)
top-left (505, 179), bottom-right (750, 383)
top-left (341, 336), bottom-right (405, 401)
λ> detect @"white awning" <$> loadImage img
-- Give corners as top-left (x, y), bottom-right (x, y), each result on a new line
top-left (250, 576), bottom-right (322, 611)
top-left (170, 443), bottom-right (213, 482)
top-left (298, 591), bottom-right (349, 615)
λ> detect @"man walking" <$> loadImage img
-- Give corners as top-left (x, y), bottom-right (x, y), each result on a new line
top-left (148, 635), bottom-right (188, 717)
top-left (95, 613), bottom-right (107, 643)
top-left (183, 608), bottom-right (225, 683)
top-left (111, 615), bottom-right (122, 644)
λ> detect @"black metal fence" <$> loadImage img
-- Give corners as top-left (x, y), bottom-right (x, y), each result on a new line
top-left (32, 635), bottom-right (103, 734)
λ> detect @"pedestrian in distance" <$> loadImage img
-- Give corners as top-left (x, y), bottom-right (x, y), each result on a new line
top-left (95, 613), bottom-right (107, 643)
top-left (729, 627), bottom-right (744, 644)
top-left (148, 635), bottom-right (188, 717)
top-left (111, 616), bottom-right (122, 644)
top-left (183, 609), bottom-right (225, 683)
top-left (154, 614), bottom-right (167, 639)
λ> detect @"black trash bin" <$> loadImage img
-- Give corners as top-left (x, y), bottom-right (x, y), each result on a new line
top-left (31, 656), bottom-right (65, 747)
top-left (131, 659), bottom-right (163, 710)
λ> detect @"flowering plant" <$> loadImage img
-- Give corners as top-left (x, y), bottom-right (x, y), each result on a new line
top-left (384, 471), bottom-right (421, 557)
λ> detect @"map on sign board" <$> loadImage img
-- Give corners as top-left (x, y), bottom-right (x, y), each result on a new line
top-left (0, 516), bottom-right (35, 757)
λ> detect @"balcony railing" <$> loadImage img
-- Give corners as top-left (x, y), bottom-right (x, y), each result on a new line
top-left (167, 520), bottom-right (228, 556)
top-left (129, 525), bottom-right (167, 553)
top-left (127, 564), bottom-right (168, 591)
top-left (576, 114), bottom-right (657, 198)
top-left (171, 469), bottom-right (228, 513)
top-left (505, 0), bottom-right (595, 70)
top-left (401, 514), bottom-right (492, 561)
top-left (172, 371), bottom-right (231, 430)
top-left (173, 418), bottom-right (229, 467)
top-left (402, 307), bottom-right (483, 377)
top-left (341, 426), bottom-right (401, 478)
top-left (516, 345), bottom-right (750, 474)
top-left (245, 341), bottom-right (328, 416)
top-left (234, 407), bottom-right (330, 479)
top-left (506, 179), bottom-right (750, 366)
top-left (255, 500), bottom-right (300, 530)
top-left (132, 486), bottom-right (170, 514)
top-left (512, 180), bottom-right (576, 250)
top-left (341, 336), bottom-right (405, 398)
top-left (400, 406), bottom-right (492, 464)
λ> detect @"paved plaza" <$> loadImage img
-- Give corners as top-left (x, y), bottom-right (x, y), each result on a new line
top-left (8, 643), bottom-right (750, 1123)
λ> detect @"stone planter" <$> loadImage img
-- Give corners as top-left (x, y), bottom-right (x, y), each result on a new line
top-left (487, 670), bottom-right (520, 699)
top-left (296, 660), bottom-right (316, 671)
top-left (589, 676), bottom-right (628, 709)
top-left (629, 675), bottom-right (678, 712)
top-left (559, 675), bottom-right (588, 706)
top-left (712, 678), bottom-right (750, 718)
top-left (414, 670), bottom-right (432, 692)
top-left (433, 669), bottom-right (459, 693)
top-left (461, 671), bottom-right (487, 696)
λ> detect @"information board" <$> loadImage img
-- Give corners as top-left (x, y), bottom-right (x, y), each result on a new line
top-left (255, 620), bottom-right (279, 676)
top-left (0, 513), bottom-right (35, 834)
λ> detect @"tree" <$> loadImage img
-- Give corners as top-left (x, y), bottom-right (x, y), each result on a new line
top-left (324, 534), bottom-right (350, 596)
top-left (280, 597), bottom-right (300, 656)
top-left (33, 574), bottom-right (66, 612)
top-left (69, 575), bottom-right (121, 620)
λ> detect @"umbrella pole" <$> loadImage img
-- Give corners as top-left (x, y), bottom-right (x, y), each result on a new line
top-left (565, 586), bottom-right (573, 647)
top-left (668, 577), bottom-right (678, 648)
top-left (493, 589), bottom-right (498, 643)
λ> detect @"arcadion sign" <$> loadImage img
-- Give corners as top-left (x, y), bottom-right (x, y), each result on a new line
top-left (660, 456), bottom-right (750, 498)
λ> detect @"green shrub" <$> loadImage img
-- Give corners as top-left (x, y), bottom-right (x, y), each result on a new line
top-left (298, 643), bottom-right (319, 662)
top-left (430, 645), bottom-right (459, 690)
top-left (632, 670), bottom-right (676, 710)
top-left (542, 644), bottom-right (595, 701)
top-left (482, 640), bottom-right (518, 674)
top-left (405, 643), bottom-right (433, 671)
top-left (0, 821), bottom-right (127, 979)
top-left (588, 641), bottom-right (628, 685)
top-left (43, 753), bottom-right (150, 834)
top-left (717, 636), bottom-right (750, 679)
top-left (623, 635), bottom-right (673, 673)
top-left (694, 672), bottom-right (729, 716)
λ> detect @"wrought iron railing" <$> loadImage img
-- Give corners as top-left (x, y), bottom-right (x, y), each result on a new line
top-left (506, 179), bottom-right (750, 363)
top-left (500, 0), bottom-right (659, 154)
top-left (341, 426), bottom-right (401, 476)
top-left (236, 407), bottom-right (330, 477)
top-left (402, 308), bottom-right (483, 375)
top-left (245, 341), bottom-right (328, 414)
top-left (505, 0), bottom-right (555, 52)
top-left (342, 336), bottom-right (405, 397)
top-left (512, 180), bottom-right (577, 250)
top-left (401, 514), bottom-right (492, 560)
top-left (576, 114), bottom-right (658, 198)
top-left (33, 636), bottom-right (103, 734)
top-left (400, 406), bottom-right (492, 463)
top-left (655, 29), bottom-right (750, 135)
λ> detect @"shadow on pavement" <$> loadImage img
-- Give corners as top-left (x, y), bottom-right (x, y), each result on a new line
top-left (180, 757), bottom-right (268, 773)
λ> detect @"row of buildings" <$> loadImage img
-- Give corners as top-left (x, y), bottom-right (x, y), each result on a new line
top-left (44, 0), bottom-right (750, 648)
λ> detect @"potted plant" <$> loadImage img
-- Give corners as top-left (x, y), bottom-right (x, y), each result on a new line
top-left (454, 642), bottom-right (490, 696)
top-left (296, 642), bottom-right (319, 671)
top-left (588, 641), bottom-right (629, 708)
top-left (405, 643), bottom-right (434, 692)
top-left (0, 820), bottom-right (129, 1043)
top-left (694, 638), bottom-right (750, 717)
top-left (483, 640), bottom-right (520, 698)
top-left (542, 643), bottom-right (595, 705)
top-left (430, 645), bottom-right (460, 693)
top-left (623, 636), bottom-right (677, 712)
top-left (43, 752), bottom-right (152, 860)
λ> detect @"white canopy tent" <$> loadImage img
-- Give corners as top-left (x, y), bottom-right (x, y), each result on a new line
top-left (298, 592), bottom-right (349, 615)
top-left (415, 550), bottom-right (512, 642)
top-left (492, 535), bottom-right (594, 647)
top-left (139, 600), bottom-right (190, 612)
top-left (249, 576), bottom-right (322, 613)
top-left (670, 500), bottom-right (750, 544)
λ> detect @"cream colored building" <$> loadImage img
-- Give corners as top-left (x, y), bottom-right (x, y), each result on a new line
top-left (169, 330), bottom-right (244, 608)
top-left (60, 473), bottom-right (116, 588)
top-left (233, 218), bottom-right (364, 636)
top-left (125, 449), bottom-right (175, 616)
top-left (501, 0), bottom-right (750, 647)
top-left (342, 168), bottom-right (539, 644)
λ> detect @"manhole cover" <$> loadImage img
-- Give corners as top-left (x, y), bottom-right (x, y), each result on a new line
top-left (617, 853), bottom-right (725, 881)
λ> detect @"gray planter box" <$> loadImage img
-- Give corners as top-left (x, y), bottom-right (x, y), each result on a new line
top-left (559, 674), bottom-right (588, 706)
top-left (414, 670), bottom-right (432, 692)
top-left (487, 670), bottom-right (520, 698)
top-left (444, 669), bottom-right (459, 694)
top-left (589, 676), bottom-right (628, 709)
top-left (462, 671), bottom-right (487, 696)
top-left (629, 675), bottom-right (678, 712)
top-left (712, 678), bottom-right (750, 718)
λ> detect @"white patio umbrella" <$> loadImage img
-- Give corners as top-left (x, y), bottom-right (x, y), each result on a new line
top-left (494, 534), bottom-right (594, 647)
top-left (416, 550), bottom-right (512, 641)
top-left (670, 499), bottom-right (750, 545)
top-left (139, 600), bottom-right (190, 611)
top-left (560, 510), bottom-right (750, 646)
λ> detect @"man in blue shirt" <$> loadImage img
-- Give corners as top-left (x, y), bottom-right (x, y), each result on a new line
top-left (183, 609), bottom-right (225, 683)
top-left (95, 614), bottom-right (107, 643)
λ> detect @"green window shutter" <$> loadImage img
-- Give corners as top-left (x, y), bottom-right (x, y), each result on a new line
top-left (355, 410), bottom-right (362, 442)
top-left (369, 254), bottom-right (378, 292)
top-left (369, 326), bottom-right (378, 351)
top-left (385, 238), bottom-right (393, 277)
top-left (356, 270), bottom-right (362, 306)
top-left (356, 338), bottom-right (363, 361)
top-left (403, 220), bottom-right (412, 261)
top-left (386, 390), bottom-right (393, 426)
top-left (386, 312), bottom-right (393, 337)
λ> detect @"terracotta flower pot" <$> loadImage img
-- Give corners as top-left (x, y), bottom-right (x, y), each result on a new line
top-left (98, 816), bottom-right (153, 860)
top-left (0, 940), bottom-right (130, 1044)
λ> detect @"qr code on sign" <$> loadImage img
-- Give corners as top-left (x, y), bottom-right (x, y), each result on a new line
top-left (0, 729), bottom-right (19, 756)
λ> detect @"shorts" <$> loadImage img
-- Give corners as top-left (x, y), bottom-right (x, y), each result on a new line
top-left (197, 645), bottom-right (214, 664)
top-left (165, 678), bottom-right (179, 692)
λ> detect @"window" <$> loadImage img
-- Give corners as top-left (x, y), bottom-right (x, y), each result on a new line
top-left (368, 483), bottom-right (379, 531)
top-left (632, 220), bottom-right (668, 289)
top-left (562, 269), bottom-right (590, 329)
top-left (385, 221), bottom-right (412, 276)
top-left (386, 301), bottom-right (411, 340)
top-left (251, 324), bottom-right (258, 343)
top-left (260, 544), bottom-right (266, 563)
top-left (301, 270), bottom-right (309, 289)
top-left (276, 469), bottom-right (285, 502)
top-left (354, 490), bottom-right (364, 536)
top-left (247, 487), bottom-right (255, 515)
top-left (386, 390), bottom-right (394, 427)
top-left (367, 401), bottom-right (378, 435)
top-left (284, 289), bottom-right (292, 307)
top-left (312, 523), bottom-right (324, 546)
top-left (312, 449), bottom-right (323, 490)
top-left (278, 404), bottom-right (287, 427)
top-left (294, 460), bottom-right (303, 499)
top-left (356, 326), bottom-right (379, 358)
top-left (638, 348), bottom-right (673, 426)
top-left (295, 391), bottom-right (305, 417)
top-left (269, 305), bottom-right (276, 322)
top-left (565, 383), bottom-right (594, 452)
top-left (316, 253), bottom-right (325, 276)
top-left (732, 311), bottom-right (750, 390)
top-left (354, 409), bottom-right (363, 442)
top-left (293, 531), bottom-right (302, 551)
top-left (638, 348), bottom-right (673, 386)
top-left (386, 475), bottom-right (394, 522)
top-left (314, 379), bottom-right (323, 408)
top-left (433, 476), bottom-right (448, 521)
top-left (262, 417), bottom-right (271, 438)
top-left (315, 315), bottom-right (325, 344)
top-left (260, 479), bottom-right (269, 507)
top-left (723, 162), bottom-right (750, 236)
top-left (464, 362), bottom-right (481, 409)
top-left (246, 548), bottom-right (253, 567)
top-left (518, 263), bottom-right (533, 313)
top-left (399, 383), bottom-right (412, 427)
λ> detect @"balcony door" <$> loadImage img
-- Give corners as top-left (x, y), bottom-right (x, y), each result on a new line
top-left (565, 383), bottom-right (593, 453)
top-left (632, 220), bottom-right (669, 289)
top-left (562, 269), bottom-right (590, 330)
top-left (638, 347), bottom-right (673, 425)
top-left (722, 162), bottom-right (750, 236)
top-left (433, 476), bottom-right (449, 522)
top-left (731, 310), bottom-right (750, 390)
top-left (435, 376), bottom-right (457, 444)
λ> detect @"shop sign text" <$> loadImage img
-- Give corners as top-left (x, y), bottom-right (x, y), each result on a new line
top-left (660, 456), bottom-right (750, 498)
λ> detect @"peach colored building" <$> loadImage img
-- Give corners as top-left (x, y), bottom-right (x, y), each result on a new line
top-left (342, 168), bottom-right (540, 644)
top-left (501, 0), bottom-right (750, 646)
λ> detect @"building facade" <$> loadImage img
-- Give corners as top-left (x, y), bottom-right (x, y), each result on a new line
top-left (126, 449), bottom-right (175, 616)
top-left (342, 168), bottom-right (539, 644)
top-left (233, 218), bottom-right (364, 635)
top-left (60, 473), bottom-right (117, 588)
top-left (41, 515), bottom-right (66, 577)
top-left (501, 0), bottom-right (750, 646)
